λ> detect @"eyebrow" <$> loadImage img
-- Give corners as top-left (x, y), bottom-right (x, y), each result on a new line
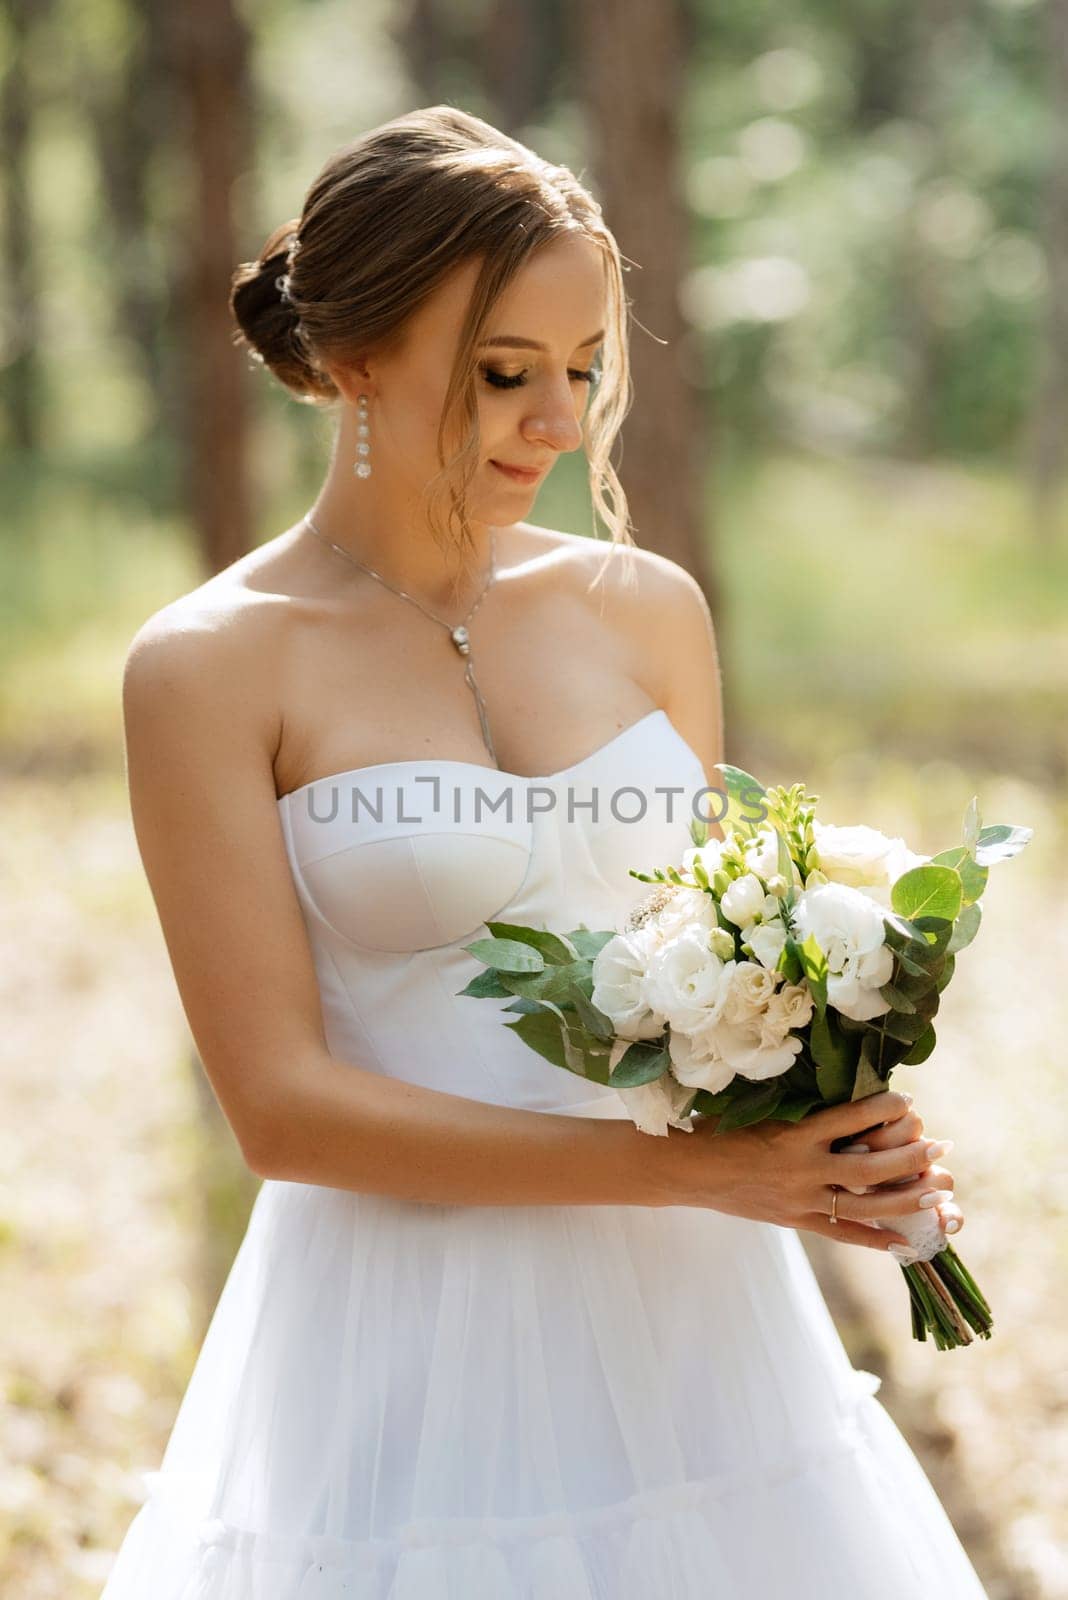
top-left (479, 330), bottom-right (605, 353)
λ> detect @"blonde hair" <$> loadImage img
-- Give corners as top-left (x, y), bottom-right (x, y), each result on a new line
top-left (230, 105), bottom-right (638, 594)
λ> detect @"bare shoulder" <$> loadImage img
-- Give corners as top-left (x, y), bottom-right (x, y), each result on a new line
top-left (516, 523), bottom-right (723, 798)
top-left (514, 521), bottom-right (704, 611)
top-left (122, 535), bottom-right (301, 739)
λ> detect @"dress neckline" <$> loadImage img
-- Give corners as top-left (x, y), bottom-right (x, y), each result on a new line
top-left (275, 707), bottom-right (675, 806)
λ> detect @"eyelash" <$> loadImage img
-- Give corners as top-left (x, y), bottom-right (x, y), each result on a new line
top-left (479, 364), bottom-right (601, 390)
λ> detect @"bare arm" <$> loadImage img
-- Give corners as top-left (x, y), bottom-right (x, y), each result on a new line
top-left (121, 597), bottom-right (689, 1209)
top-left (121, 582), bottom-right (940, 1246)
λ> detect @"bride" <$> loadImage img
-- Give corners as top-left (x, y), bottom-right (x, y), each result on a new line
top-left (101, 106), bottom-right (986, 1597)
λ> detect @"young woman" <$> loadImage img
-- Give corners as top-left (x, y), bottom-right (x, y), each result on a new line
top-left (101, 106), bottom-right (986, 1598)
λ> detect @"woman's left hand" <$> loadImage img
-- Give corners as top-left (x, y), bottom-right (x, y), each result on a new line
top-left (835, 1103), bottom-right (964, 1237)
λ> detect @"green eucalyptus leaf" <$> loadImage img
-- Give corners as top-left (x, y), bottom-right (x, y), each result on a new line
top-left (910, 915), bottom-right (955, 958)
top-left (880, 1009), bottom-right (935, 1045)
top-left (776, 939), bottom-right (805, 985)
top-left (901, 1023), bottom-right (937, 1065)
top-left (974, 823), bottom-right (1034, 866)
top-left (767, 1095), bottom-right (825, 1123)
top-left (709, 1078), bottom-right (786, 1131)
top-left (456, 969), bottom-right (513, 998)
top-left (809, 1009), bottom-right (855, 1085)
top-left (775, 827), bottom-right (794, 889)
top-left (566, 927), bottom-right (617, 960)
top-left (797, 933), bottom-right (829, 1016)
top-left (500, 966), bottom-right (583, 1005)
top-left (571, 986), bottom-right (617, 1041)
top-left (711, 762), bottom-right (768, 840)
top-left (485, 921), bottom-right (578, 963)
top-left (879, 983), bottom-right (918, 1014)
top-left (853, 1052), bottom-right (887, 1100)
top-left (609, 1040), bottom-right (671, 1088)
top-left (947, 901), bottom-right (982, 955)
top-left (930, 848), bottom-right (988, 905)
top-left (503, 1009), bottom-right (580, 1072)
top-left (890, 865), bottom-right (963, 924)
top-left (464, 936), bottom-right (546, 975)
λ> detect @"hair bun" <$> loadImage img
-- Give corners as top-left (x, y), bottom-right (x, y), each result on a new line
top-left (229, 219), bottom-right (334, 402)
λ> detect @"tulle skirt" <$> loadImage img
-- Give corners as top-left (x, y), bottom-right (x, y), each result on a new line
top-left (100, 1159), bottom-right (989, 1599)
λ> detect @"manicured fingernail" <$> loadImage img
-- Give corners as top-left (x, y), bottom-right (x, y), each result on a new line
top-left (841, 1142), bottom-right (870, 1153)
top-left (919, 1188), bottom-right (953, 1208)
top-left (944, 1217), bottom-right (961, 1234)
top-left (924, 1138), bottom-right (953, 1160)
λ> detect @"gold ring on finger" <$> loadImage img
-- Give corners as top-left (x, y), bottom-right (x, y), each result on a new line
top-left (829, 1185), bottom-right (839, 1224)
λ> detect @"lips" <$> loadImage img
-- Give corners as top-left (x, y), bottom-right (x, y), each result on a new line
top-left (492, 460), bottom-right (548, 483)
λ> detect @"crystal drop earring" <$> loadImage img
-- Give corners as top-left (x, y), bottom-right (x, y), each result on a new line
top-left (354, 394), bottom-right (372, 479)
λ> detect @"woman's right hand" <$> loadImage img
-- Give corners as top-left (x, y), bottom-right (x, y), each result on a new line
top-left (671, 1089), bottom-right (944, 1252)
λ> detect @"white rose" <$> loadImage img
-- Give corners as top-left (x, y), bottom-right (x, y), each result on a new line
top-left (667, 1025), bottom-right (737, 1095)
top-left (743, 917), bottom-right (788, 972)
top-left (591, 929), bottom-right (664, 1040)
top-left (720, 872), bottom-right (767, 928)
top-left (789, 882), bottom-right (894, 1022)
top-left (759, 982), bottom-right (814, 1046)
top-left (722, 960), bottom-right (780, 1023)
top-left (811, 821), bottom-right (928, 907)
top-left (614, 1071), bottom-right (697, 1136)
top-left (651, 885), bottom-right (717, 945)
top-left (644, 929), bottom-right (735, 1035)
top-left (705, 1014), bottom-right (803, 1081)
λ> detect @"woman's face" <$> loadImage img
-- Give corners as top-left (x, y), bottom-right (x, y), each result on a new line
top-left (366, 231), bottom-right (608, 518)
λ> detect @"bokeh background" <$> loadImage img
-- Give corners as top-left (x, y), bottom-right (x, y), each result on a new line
top-left (1, 1), bottom-right (1065, 1595)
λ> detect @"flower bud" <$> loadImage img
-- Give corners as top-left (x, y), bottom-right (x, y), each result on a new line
top-left (707, 926), bottom-right (736, 961)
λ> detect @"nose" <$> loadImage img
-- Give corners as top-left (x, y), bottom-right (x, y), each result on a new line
top-left (521, 378), bottom-right (586, 455)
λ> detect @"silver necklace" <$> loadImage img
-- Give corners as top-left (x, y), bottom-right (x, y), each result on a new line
top-left (301, 512), bottom-right (500, 765)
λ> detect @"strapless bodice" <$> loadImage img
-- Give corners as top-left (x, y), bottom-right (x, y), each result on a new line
top-left (275, 709), bottom-right (708, 1116)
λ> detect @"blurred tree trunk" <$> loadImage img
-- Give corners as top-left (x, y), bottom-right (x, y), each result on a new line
top-left (570, 0), bottom-right (728, 710)
top-left (896, 0), bottom-right (966, 458)
top-left (172, 0), bottom-right (254, 576)
top-left (85, 0), bottom-right (181, 451)
top-left (481, 0), bottom-right (562, 130)
top-left (1027, 0), bottom-right (1068, 545)
top-left (394, 0), bottom-right (449, 100)
top-left (0, 0), bottom-right (54, 453)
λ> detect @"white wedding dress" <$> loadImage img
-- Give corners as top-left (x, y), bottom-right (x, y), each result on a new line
top-left (100, 708), bottom-right (990, 1599)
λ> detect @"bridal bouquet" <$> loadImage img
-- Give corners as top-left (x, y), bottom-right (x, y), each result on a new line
top-left (459, 765), bottom-right (1032, 1350)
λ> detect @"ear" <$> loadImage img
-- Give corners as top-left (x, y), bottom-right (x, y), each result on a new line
top-left (321, 355), bottom-right (373, 407)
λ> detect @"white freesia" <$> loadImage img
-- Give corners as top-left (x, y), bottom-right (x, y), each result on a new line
top-left (644, 928), bottom-right (736, 1035)
top-left (811, 820), bottom-right (928, 908)
top-left (789, 882), bottom-right (894, 1022)
top-left (680, 836), bottom-right (726, 881)
top-left (743, 824), bottom-right (803, 886)
top-left (720, 872), bottom-right (767, 928)
top-left (590, 928), bottom-right (664, 1040)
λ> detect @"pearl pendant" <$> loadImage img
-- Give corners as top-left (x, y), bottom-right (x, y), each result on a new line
top-left (450, 625), bottom-right (470, 655)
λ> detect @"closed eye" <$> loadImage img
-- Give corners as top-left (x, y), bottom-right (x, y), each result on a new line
top-left (480, 363), bottom-right (601, 390)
